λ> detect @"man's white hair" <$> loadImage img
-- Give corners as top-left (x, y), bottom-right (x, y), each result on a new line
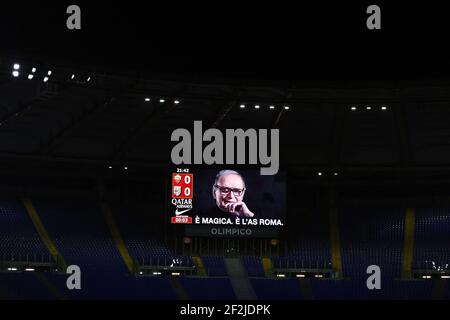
top-left (214, 170), bottom-right (245, 187)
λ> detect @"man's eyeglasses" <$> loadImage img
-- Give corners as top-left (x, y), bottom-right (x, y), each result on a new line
top-left (214, 185), bottom-right (246, 196)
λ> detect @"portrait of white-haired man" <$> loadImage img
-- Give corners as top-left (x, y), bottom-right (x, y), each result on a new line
top-left (210, 170), bottom-right (255, 218)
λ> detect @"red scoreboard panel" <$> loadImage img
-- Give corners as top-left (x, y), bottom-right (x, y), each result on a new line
top-left (172, 173), bottom-right (193, 199)
top-left (170, 172), bottom-right (194, 225)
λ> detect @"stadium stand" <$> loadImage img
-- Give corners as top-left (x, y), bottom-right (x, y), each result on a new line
top-left (241, 256), bottom-right (265, 277)
top-left (0, 272), bottom-right (55, 300)
top-left (1, 198), bottom-right (450, 300)
top-left (179, 278), bottom-right (235, 300)
top-left (310, 278), bottom-right (434, 300)
top-left (0, 198), bottom-right (50, 260)
top-left (413, 208), bottom-right (450, 273)
top-left (339, 208), bottom-right (405, 278)
top-left (251, 279), bottom-right (303, 300)
top-left (31, 198), bottom-right (127, 274)
top-left (201, 256), bottom-right (228, 277)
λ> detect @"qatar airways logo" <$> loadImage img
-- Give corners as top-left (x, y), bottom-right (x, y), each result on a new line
top-left (170, 121), bottom-right (279, 175)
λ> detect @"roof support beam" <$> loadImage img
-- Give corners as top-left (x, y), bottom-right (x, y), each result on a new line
top-left (206, 88), bottom-right (241, 129)
top-left (393, 101), bottom-right (413, 166)
top-left (40, 93), bottom-right (115, 155)
top-left (328, 103), bottom-right (345, 168)
top-left (112, 84), bottom-right (190, 160)
top-left (271, 89), bottom-right (292, 128)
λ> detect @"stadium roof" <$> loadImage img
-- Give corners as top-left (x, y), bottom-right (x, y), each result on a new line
top-left (3, 3), bottom-right (450, 184)
top-left (2, 3), bottom-right (450, 82)
top-left (2, 55), bottom-right (450, 175)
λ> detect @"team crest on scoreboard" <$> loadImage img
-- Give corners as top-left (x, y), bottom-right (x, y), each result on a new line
top-left (173, 174), bottom-right (182, 184)
top-left (171, 170), bottom-right (194, 224)
top-left (173, 186), bottom-right (182, 197)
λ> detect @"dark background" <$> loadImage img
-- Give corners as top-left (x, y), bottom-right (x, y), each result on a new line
top-left (2, 2), bottom-right (450, 81)
top-left (2, 2), bottom-right (450, 188)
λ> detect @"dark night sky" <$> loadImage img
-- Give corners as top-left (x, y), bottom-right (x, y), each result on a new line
top-left (1, 2), bottom-right (450, 81)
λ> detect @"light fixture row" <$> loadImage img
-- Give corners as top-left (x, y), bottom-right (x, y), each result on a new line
top-left (12, 63), bottom-right (92, 83)
top-left (240, 104), bottom-right (290, 110)
top-left (351, 106), bottom-right (388, 111)
top-left (144, 97), bottom-right (181, 104)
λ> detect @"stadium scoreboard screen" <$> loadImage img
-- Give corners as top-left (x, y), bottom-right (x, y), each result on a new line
top-left (169, 168), bottom-right (286, 238)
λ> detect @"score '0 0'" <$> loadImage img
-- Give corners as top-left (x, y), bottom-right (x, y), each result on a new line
top-left (183, 176), bottom-right (191, 197)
